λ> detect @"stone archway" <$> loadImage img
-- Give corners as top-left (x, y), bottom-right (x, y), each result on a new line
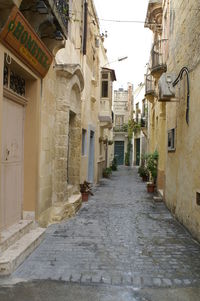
top-left (67, 86), bottom-right (82, 185)
top-left (54, 65), bottom-right (84, 203)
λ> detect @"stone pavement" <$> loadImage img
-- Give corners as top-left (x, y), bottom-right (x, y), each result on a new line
top-left (5, 167), bottom-right (200, 290)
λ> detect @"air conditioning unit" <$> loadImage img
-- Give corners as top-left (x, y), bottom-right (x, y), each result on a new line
top-left (158, 73), bottom-right (176, 101)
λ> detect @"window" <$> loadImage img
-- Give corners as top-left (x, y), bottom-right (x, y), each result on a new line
top-left (168, 128), bottom-right (175, 151)
top-left (101, 72), bottom-right (109, 97)
top-left (102, 73), bottom-right (108, 79)
top-left (82, 129), bottom-right (87, 156)
top-left (102, 81), bottom-right (108, 97)
top-left (3, 62), bottom-right (26, 96)
top-left (115, 115), bottom-right (124, 126)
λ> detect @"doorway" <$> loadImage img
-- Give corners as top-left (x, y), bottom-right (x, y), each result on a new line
top-left (67, 111), bottom-right (81, 185)
top-left (88, 130), bottom-right (95, 183)
top-left (135, 138), bottom-right (141, 166)
top-left (1, 98), bottom-right (24, 230)
top-left (114, 141), bottom-right (124, 165)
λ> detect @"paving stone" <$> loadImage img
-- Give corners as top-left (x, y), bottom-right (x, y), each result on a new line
top-left (162, 278), bottom-right (173, 287)
top-left (153, 278), bottom-right (162, 286)
top-left (9, 167), bottom-right (200, 289)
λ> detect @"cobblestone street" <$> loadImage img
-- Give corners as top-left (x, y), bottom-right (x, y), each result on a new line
top-left (1, 167), bottom-right (200, 300)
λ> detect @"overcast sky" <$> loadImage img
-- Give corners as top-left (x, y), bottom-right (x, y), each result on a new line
top-left (93, 0), bottom-right (152, 90)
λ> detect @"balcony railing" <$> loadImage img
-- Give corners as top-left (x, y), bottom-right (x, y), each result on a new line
top-left (145, 74), bottom-right (155, 96)
top-left (113, 124), bottom-right (128, 132)
top-left (133, 118), bottom-right (147, 128)
top-left (53, 0), bottom-right (69, 28)
top-left (151, 39), bottom-right (167, 76)
top-left (48, 0), bottom-right (69, 38)
top-left (141, 117), bottom-right (147, 128)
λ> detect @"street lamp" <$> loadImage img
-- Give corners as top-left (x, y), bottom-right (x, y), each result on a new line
top-left (102, 56), bottom-right (128, 68)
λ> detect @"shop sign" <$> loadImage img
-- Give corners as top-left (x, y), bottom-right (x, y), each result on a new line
top-left (0, 6), bottom-right (53, 78)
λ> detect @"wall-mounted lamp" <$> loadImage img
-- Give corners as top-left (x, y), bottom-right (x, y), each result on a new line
top-left (118, 56), bottom-right (128, 62)
top-left (102, 56), bottom-right (128, 68)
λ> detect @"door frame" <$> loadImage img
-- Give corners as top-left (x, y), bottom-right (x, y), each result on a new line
top-left (88, 125), bottom-right (95, 183)
top-left (114, 140), bottom-right (125, 165)
top-left (1, 93), bottom-right (25, 230)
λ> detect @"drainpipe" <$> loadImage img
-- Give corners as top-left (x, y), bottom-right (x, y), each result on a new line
top-left (83, 0), bottom-right (88, 55)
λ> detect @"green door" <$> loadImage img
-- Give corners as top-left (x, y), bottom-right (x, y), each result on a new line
top-left (136, 138), bottom-right (140, 166)
top-left (114, 141), bottom-right (124, 165)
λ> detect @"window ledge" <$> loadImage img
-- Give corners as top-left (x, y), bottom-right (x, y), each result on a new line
top-left (168, 148), bottom-right (176, 153)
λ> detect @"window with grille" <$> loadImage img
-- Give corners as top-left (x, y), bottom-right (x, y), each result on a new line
top-left (168, 128), bottom-right (175, 151)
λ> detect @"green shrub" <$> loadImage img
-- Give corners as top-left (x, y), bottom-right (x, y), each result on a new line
top-left (111, 157), bottom-right (118, 171)
top-left (103, 167), bottom-right (112, 178)
top-left (138, 165), bottom-right (148, 178)
top-left (146, 150), bottom-right (159, 183)
top-left (125, 152), bottom-right (130, 166)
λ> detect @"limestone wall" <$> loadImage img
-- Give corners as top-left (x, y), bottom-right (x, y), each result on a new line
top-left (165, 0), bottom-right (200, 240)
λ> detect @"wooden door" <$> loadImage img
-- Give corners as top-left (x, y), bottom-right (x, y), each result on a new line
top-left (136, 138), bottom-right (140, 166)
top-left (88, 130), bottom-right (95, 183)
top-left (1, 98), bottom-right (24, 230)
top-left (114, 141), bottom-right (124, 165)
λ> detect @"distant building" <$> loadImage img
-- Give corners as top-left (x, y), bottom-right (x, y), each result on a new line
top-left (132, 83), bottom-right (148, 166)
top-left (113, 84), bottom-right (133, 165)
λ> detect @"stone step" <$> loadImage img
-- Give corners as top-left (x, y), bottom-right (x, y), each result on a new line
top-left (0, 227), bottom-right (46, 276)
top-left (153, 196), bottom-right (163, 202)
top-left (67, 184), bottom-right (79, 198)
top-left (153, 189), bottom-right (164, 202)
top-left (51, 194), bottom-right (82, 223)
top-left (0, 220), bottom-right (34, 253)
top-left (158, 189), bottom-right (164, 199)
top-left (68, 193), bottom-right (82, 213)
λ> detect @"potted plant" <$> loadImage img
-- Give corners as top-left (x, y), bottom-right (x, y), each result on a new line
top-left (80, 181), bottom-right (93, 202)
top-left (146, 150), bottom-right (159, 193)
top-left (103, 167), bottom-right (112, 178)
top-left (111, 157), bottom-right (118, 171)
top-left (125, 152), bottom-right (130, 166)
top-left (138, 165), bottom-right (149, 181)
top-left (108, 140), bottom-right (113, 145)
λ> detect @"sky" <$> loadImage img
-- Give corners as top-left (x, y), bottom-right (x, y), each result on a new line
top-left (93, 0), bottom-right (153, 90)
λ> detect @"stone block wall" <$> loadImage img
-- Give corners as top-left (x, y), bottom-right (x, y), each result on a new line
top-left (39, 65), bottom-right (56, 215)
top-left (165, 0), bottom-right (200, 240)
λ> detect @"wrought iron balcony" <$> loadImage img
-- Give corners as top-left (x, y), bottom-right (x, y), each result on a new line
top-left (151, 39), bottom-right (167, 78)
top-left (47, 0), bottom-right (69, 38)
top-left (141, 117), bottom-right (147, 128)
top-left (113, 124), bottom-right (128, 133)
top-left (145, 74), bottom-right (155, 102)
top-left (17, 0), bottom-right (69, 41)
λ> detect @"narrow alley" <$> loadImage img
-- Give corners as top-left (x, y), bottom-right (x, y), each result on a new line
top-left (1, 167), bottom-right (200, 300)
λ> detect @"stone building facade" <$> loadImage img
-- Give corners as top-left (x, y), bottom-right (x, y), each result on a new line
top-left (113, 84), bottom-right (133, 165)
top-left (145, 0), bottom-right (200, 241)
top-left (133, 83), bottom-right (148, 166)
top-left (0, 0), bottom-right (113, 274)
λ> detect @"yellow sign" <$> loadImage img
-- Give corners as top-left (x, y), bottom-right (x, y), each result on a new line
top-left (0, 6), bottom-right (53, 78)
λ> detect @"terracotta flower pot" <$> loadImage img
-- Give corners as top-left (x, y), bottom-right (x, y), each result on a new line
top-left (81, 192), bottom-right (89, 202)
top-left (147, 182), bottom-right (155, 193)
